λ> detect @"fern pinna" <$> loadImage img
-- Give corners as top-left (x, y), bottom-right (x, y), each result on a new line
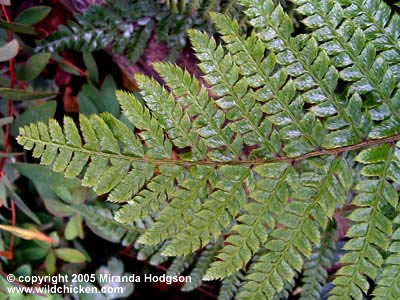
top-left (17, 0), bottom-right (400, 299)
top-left (36, 0), bottom-right (245, 63)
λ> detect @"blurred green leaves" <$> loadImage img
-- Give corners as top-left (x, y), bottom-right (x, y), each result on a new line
top-left (16, 53), bottom-right (51, 81)
top-left (54, 248), bottom-right (87, 263)
top-left (0, 88), bottom-right (57, 101)
top-left (0, 39), bottom-right (18, 62)
top-left (75, 258), bottom-right (134, 300)
top-left (15, 6), bottom-right (51, 26)
top-left (78, 75), bottom-right (119, 118)
top-left (10, 101), bottom-right (56, 136)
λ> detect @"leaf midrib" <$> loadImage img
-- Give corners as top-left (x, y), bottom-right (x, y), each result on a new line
top-left (22, 133), bottom-right (400, 166)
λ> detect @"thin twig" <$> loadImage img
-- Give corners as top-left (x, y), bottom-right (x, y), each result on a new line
top-left (60, 58), bottom-right (87, 77)
top-left (8, 200), bottom-right (16, 256)
top-left (0, 4), bottom-right (16, 174)
top-left (23, 133), bottom-right (400, 167)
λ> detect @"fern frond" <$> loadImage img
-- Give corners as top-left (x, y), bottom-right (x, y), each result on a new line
top-left (189, 29), bottom-right (279, 160)
top-left (126, 20), bottom-right (155, 63)
top-left (154, 62), bottom-right (242, 160)
top-left (293, 0), bottom-right (400, 138)
top-left (165, 0), bottom-right (189, 14)
top-left (107, 161), bottom-right (154, 204)
top-left (149, 242), bottom-right (171, 266)
top-left (218, 271), bottom-right (244, 300)
top-left (205, 163), bottom-right (292, 279)
top-left (17, 2), bottom-right (400, 299)
top-left (115, 164), bottom-right (182, 224)
top-left (16, 106), bottom-right (176, 227)
top-left (116, 90), bottom-right (172, 158)
top-left (167, 254), bottom-right (195, 276)
top-left (35, 23), bottom-right (114, 53)
top-left (182, 241), bottom-right (222, 291)
top-left (329, 144), bottom-right (399, 300)
top-left (372, 215), bottom-right (400, 300)
top-left (337, 0), bottom-right (400, 76)
top-left (135, 73), bottom-right (208, 160)
top-left (79, 204), bottom-right (140, 244)
top-left (138, 165), bottom-right (215, 245)
top-left (135, 242), bottom-right (161, 261)
top-left (300, 220), bottom-right (337, 300)
top-left (273, 279), bottom-right (296, 300)
top-left (36, 0), bottom-right (158, 63)
top-left (237, 157), bottom-right (352, 299)
top-left (17, 114), bottom-right (147, 195)
top-left (240, 0), bottom-right (366, 150)
top-left (211, 12), bottom-right (321, 157)
top-left (162, 166), bottom-right (250, 256)
top-left (37, 0), bottom-right (246, 63)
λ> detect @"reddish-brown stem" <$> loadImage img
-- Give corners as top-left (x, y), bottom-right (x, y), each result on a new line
top-left (1, 4), bottom-right (10, 22)
top-left (8, 200), bottom-right (16, 255)
top-left (1, 5), bottom-right (17, 261)
top-left (60, 58), bottom-right (87, 77)
top-left (0, 5), bottom-right (15, 174)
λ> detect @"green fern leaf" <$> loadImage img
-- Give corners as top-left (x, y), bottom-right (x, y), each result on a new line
top-left (154, 62), bottom-right (242, 160)
top-left (138, 165), bottom-right (215, 245)
top-left (372, 215), bottom-right (400, 300)
top-left (329, 143), bottom-right (399, 299)
top-left (188, 28), bottom-right (279, 160)
top-left (334, 0), bottom-right (400, 76)
top-left (241, 0), bottom-right (369, 150)
top-left (182, 241), bottom-right (222, 291)
top-left (218, 271), bottom-right (244, 300)
top-left (273, 279), bottom-right (296, 300)
top-left (35, 22), bottom-right (114, 53)
top-left (300, 221), bottom-right (337, 300)
top-left (135, 243), bottom-right (161, 261)
top-left (205, 163), bottom-right (292, 279)
top-left (79, 205), bottom-right (139, 245)
top-left (237, 157), bottom-right (352, 299)
top-left (211, 12), bottom-right (321, 156)
top-left (36, 0), bottom-right (245, 64)
top-left (135, 73), bottom-right (208, 159)
top-left (293, 0), bottom-right (400, 139)
top-left (162, 166), bottom-right (250, 257)
top-left (148, 242), bottom-right (171, 266)
top-left (115, 164), bottom-right (180, 223)
top-left (16, 2), bottom-right (400, 299)
top-left (16, 100), bottom-right (167, 213)
top-left (116, 90), bottom-right (172, 158)
top-left (167, 255), bottom-right (195, 277)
